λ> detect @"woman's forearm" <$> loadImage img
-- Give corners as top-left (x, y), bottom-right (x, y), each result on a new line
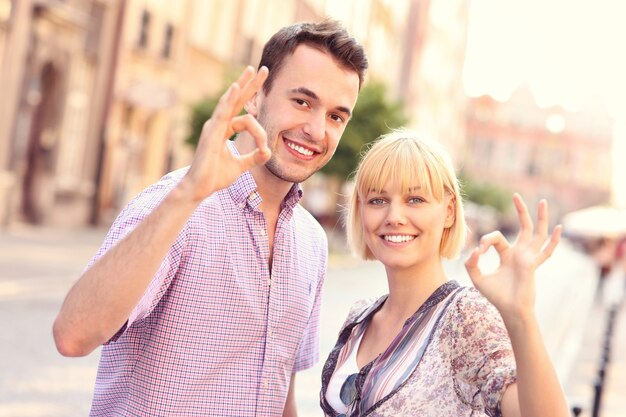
top-left (501, 312), bottom-right (569, 417)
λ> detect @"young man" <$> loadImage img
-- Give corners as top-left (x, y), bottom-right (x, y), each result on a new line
top-left (53, 20), bottom-right (367, 416)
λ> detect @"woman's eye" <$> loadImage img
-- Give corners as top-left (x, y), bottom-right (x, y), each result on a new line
top-left (408, 197), bottom-right (425, 204)
top-left (368, 198), bottom-right (385, 205)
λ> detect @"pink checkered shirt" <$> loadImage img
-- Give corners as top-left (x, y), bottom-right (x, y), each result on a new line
top-left (88, 147), bottom-right (327, 416)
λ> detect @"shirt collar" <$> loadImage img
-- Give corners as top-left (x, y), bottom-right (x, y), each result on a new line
top-left (226, 141), bottom-right (303, 210)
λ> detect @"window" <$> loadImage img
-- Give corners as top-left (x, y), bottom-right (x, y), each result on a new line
top-left (161, 23), bottom-right (174, 58)
top-left (85, 2), bottom-right (104, 58)
top-left (138, 9), bottom-right (150, 49)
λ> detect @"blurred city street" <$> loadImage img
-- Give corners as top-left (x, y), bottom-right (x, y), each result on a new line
top-left (1, 224), bottom-right (625, 416)
top-left (2, 0), bottom-right (626, 416)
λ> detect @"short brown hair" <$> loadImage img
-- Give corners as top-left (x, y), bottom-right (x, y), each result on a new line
top-left (259, 19), bottom-right (368, 93)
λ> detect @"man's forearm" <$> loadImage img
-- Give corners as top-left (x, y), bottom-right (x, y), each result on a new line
top-left (283, 374), bottom-right (298, 417)
top-left (53, 183), bottom-right (201, 356)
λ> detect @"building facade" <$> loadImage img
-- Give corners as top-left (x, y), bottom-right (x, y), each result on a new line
top-left (399, 0), bottom-right (470, 161)
top-left (463, 86), bottom-right (613, 220)
top-left (0, 0), bottom-right (123, 227)
top-left (94, 0), bottom-right (436, 224)
top-left (0, 0), bottom-right (471, 228)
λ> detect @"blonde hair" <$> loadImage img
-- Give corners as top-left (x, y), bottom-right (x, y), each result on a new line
top-left (346, 129), bottom-right (467, 260)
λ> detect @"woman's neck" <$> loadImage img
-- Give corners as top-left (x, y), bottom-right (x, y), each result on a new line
top-left (382, 260), bottom-right (449, 323)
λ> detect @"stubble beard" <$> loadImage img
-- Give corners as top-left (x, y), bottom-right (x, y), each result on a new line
top-left (257, 105), bottom-right (324, 184)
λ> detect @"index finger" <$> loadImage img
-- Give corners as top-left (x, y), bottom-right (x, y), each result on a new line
top-left (231, 66), bottom-right (269, 119)
top-left (513, 193), bottom-right (533, 243)
top-left (535, 199), bottom-right (549, 240)
top-left (479, 231), bottom-right (511, 256)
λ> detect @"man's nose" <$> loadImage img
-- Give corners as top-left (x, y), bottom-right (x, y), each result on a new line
top-left (303, 112), bottom-right (326, 142)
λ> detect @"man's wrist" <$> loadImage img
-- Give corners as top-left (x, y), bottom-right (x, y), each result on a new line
top-left (169, 179), bottom-right (207, 211)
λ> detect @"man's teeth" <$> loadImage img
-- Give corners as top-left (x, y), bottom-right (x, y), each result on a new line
top-left (384, 235), bottom-right (415, 243)
top-left (287, 142), bottom-right (314, 156)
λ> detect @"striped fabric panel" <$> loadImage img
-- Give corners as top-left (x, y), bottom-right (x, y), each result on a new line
top-left (359, 287), bottom-right (461, 412)
top-left (336, 282), bottom-right (461, 415)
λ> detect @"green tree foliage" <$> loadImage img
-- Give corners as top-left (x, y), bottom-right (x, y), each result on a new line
top-left (185, 88), bottom-right (242, 147)
top-left (185, 80), bottom-right (407, 181)
top-left (185, 96), bottom-right (218, 148)
top-left (459, 174), bottom-right (511, 214)
top-left (321, 81), bottom-right (408, 180)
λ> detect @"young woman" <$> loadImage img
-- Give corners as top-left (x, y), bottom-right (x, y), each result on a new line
top-left (320, 130), bottom-right (569, 416)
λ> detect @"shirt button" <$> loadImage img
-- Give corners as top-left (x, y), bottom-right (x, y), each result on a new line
top-left (259, 228), bottom-right (266, 236)
top-left (268, 329), bottom-right (274, 337)
top-left (262, 379), bottom-right (269, 389)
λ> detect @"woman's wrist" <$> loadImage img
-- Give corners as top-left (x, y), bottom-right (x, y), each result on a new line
top-left (500, 305), bottom-right (539, 336)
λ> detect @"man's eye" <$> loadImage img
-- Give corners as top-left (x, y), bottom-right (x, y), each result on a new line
top-left (329, 114), bottom-right (345, 123)
top-left (294, 98), bottom-right (309, 107)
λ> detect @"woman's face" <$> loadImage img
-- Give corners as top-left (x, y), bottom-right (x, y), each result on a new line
top-left (360, 181), bottom-right (455, 271)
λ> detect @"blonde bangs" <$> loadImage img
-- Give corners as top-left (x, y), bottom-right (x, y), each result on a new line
top-left (355, 138), bottom-right (445, 202)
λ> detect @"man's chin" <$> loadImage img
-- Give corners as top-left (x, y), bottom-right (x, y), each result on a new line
top-left (265, 160), bottom-right (317, 184)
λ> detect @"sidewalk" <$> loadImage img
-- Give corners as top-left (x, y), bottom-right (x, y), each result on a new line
top-left (0, 224), bottom-right (107, 417)
top-left (563, 268), bottom-right (626, 417)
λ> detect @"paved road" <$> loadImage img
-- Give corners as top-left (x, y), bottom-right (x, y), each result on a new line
top-left (0, 226), bottom-right (106, 417)
top-left (0, 224), bottom-right (623, 416)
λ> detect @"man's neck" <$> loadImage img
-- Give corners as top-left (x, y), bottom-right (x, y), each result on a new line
top-left (233, 136), bottom-right (294, 212)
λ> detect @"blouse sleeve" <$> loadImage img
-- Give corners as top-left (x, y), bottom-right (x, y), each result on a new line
top-left (339, 297), bottom-right (380, 334)
top-left (445, 288), bottom-right (517, 416)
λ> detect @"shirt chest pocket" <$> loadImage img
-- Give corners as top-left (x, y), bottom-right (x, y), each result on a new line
top-left (282, 269), bottom-right (318, 325)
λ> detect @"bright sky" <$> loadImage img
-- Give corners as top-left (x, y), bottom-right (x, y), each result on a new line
top-left (463, 0), bottom-right (626, 113)
top-left (462, 0), bottom-right (626, 206)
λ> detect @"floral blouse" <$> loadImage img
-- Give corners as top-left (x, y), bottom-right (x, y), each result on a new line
top-left (320, 281), bottom-right (516, 417)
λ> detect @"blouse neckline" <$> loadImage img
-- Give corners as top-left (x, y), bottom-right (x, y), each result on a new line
top-left (320, 280), bottom-right (462, 416)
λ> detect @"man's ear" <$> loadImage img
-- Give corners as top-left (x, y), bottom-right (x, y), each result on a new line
top-left (444, 195), bottom-right (456, 228)
top-left (244, 92), bottom-right (260, 117)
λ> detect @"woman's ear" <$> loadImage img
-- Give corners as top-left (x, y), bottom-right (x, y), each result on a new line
top-left (244, 92), bottom-right (259, 117)
top-left (444, 195), bottom-right (456, 228)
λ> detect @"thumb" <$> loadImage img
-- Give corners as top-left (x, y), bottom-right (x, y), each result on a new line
top-left (252, 147), bottom-right (272, 165)
top-left (237, 147), bottom-right (272, 172)
top-left (464, 248), bottom-right (483, 287)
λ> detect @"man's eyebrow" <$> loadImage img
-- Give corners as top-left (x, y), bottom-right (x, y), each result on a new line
top-left (290, 87), bottom-right (352, 118)
top-left (291, 87), bottom-right (318, 100)
top-left (336, 106), bottom-right (352, 118)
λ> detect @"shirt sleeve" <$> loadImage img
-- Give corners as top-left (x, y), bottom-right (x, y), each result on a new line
top-left (293, 233), bottom-right (328, 372)
top-left (86, 177), bottom-right (188, 344)
top-left (446, 288), bottom-right (517, 415)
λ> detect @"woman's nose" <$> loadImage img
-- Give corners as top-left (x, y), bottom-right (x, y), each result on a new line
top-left (385, 203), bottom-right (407, 226)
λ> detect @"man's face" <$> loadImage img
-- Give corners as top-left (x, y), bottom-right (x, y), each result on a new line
top-left (251, 44), bottom-right (360, 184)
